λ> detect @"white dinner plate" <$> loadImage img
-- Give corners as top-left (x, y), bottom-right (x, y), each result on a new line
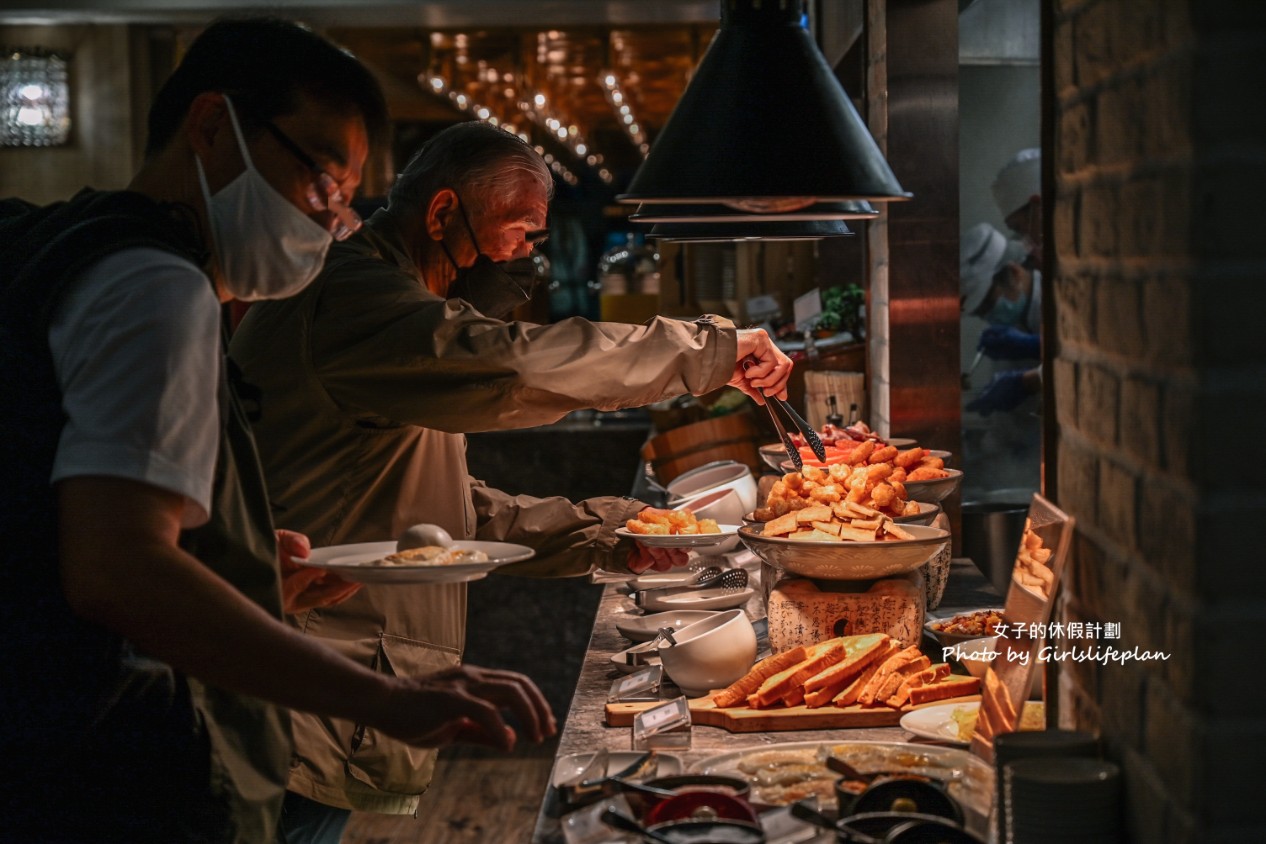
top-left (899, 702), bottom-right (978, 745)
top-left (551, 751), bottom-right (684, 788)
top-left (614, 609), bottom-right (720, 642)
top-left (614, 524), bottom-right (740, 548)
top-left (304, 540), bottom-right (534, 584)
top-left (638, 586), bottom-right (755, 613)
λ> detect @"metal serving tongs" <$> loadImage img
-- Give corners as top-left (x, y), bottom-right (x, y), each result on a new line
top-left (559, 750), bottom-right (670, 807)
top-left (742, 359), bottom-right (827, 471)
top-left (631, 568), bottom-right (750, 608)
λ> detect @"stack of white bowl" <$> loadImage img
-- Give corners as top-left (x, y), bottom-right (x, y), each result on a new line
top-left (665, 461), bottom-right (758, 516)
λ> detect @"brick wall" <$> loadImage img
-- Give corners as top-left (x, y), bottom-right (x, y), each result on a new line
top-left (1050, 1), bottom-right (1266, 840)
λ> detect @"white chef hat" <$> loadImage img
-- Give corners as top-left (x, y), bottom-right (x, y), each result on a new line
top-left (992, 148), bottom-right (1041, 220)
top-left (960, 223), bottom-right (1008, 314)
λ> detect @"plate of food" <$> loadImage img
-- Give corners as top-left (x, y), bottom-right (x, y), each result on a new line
top-left (738, 521), bottom-right (949, 581)
top-left (691, 740), bottom-right (992, 814)
top-left (615, 524), bottom-right (741, 548)
top-left (304, 540), bottom-right (534, 584)
top-left (924, 608), bottom-right (1007, 649)
top-left (901, 700), bottom-right (1044, 746)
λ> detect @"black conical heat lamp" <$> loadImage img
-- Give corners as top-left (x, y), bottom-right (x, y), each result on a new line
top-left (618, 0), bottom-right (911, 210)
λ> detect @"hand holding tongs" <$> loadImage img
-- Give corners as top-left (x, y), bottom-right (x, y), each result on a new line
top-left (742, 359), bottom-right (827, 472)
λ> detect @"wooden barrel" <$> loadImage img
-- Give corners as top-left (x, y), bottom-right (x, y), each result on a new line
top-left (642, 412), bottom-right (762, 485)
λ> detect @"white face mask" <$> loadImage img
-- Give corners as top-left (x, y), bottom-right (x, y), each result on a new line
top-left (194, 95), bottom-right (333, 301)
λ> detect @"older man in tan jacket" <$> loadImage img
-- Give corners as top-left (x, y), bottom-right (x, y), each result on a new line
top-left (229, 121), bottom-right (791, 841)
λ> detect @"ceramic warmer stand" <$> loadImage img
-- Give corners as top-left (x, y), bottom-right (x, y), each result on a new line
top-left (761, 561), bottom-right (927, 653)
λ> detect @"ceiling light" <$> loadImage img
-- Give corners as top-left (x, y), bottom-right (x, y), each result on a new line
top-left (648, 218), bottom-right (854, 242)
top-left (2, 47), bottom-right (70, 147)
top-left (619, 0), bottom-right (909, 206)
top-left (630, 200), bottom-right (878, 224)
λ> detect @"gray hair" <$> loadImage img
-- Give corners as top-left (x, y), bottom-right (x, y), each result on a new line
top-left (388, 121), bottom-right (553, 215)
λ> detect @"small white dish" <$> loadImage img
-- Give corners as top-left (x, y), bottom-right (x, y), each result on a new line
top-left (638, 586), bottom-right (756, 613)
top-left (666, 461), bottom-right (759, 513)
top-left (615, 524), bottom-right (740, 549)
top-left (900, 702), bottom-right (978, 745)
top-left (901, 700), bottom-right (1044, 745)
top-left (551, 751), bottom-right (683, 788)
top-left (615, 609), bottom-right (719, 642)
top-left (304, 540), bottom-right (534, 584)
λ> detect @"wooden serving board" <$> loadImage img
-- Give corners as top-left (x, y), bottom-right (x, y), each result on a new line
top-left (605, 694), bottom-right (979, 732)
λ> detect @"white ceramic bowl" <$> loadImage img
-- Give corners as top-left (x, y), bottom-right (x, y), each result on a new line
top-left (953, 635), bottom-right (1042, 698)
top-left (656, 609), bottom-right (757, 697)
top-left (904, 469), bottom-right (964, 503)
top-left (615, 609), bottom-right (720, 642)
top-left (677, 487), bottom-right (746, 526)
top-left (895, 500), bottom-right (942, 526)
top-left (666, 461), bottom-right (759, 513)
top-left (737, 523), bottom-right (950, 580)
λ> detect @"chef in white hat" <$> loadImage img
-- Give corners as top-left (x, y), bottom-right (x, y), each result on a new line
top-left (992, 147), bottom-right (1042, 269)
top-left (960, 222), bottom-right (1041, 414)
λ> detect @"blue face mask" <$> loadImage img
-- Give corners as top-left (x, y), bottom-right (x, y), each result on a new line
top-left (984, 294), bottom-right (1028, 327)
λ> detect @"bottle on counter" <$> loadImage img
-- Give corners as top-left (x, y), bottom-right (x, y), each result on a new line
top-left (826, 395), bottom-right (844, 427)
top-left (598, 232), bottom-right (661, 324)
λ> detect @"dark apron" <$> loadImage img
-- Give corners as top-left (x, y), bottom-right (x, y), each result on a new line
top-left (176, 342), bottom-right (292, 843)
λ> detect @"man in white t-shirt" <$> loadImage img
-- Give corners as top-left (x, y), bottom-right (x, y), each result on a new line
top-left (0, 18), bottom-right (553, 843)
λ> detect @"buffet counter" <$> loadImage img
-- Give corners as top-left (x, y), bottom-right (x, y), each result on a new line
top-left (532, 556), bottom-right (1000, 843)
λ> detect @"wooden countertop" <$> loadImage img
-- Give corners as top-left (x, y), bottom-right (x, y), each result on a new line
top-left (531, 556), bottom-right (1000, 843)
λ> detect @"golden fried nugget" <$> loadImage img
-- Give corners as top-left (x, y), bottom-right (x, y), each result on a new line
top-left (868, 445), bottom-right (898, 464)
top-left (625, 519), bottom-right (669, 535)
top-left (894, 447), bottom-right (927, 469)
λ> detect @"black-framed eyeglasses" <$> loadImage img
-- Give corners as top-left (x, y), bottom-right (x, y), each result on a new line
top-left (262, 120), bottom-right (362, 241)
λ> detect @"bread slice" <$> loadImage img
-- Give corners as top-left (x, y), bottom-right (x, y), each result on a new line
top-left (711, 645), bottom-right (808, 708)
top-left (763, 511), bottom-right (800, 538)
top-left (748, 639), bottom-right (850, 709)
top-left (795, 505), bottom-right (834, 524)
top-left (810, 520), bottom-right (843, 537)
top-left (802, 634), bottom-right (891, 694)
top-left (832, 659), bottom-right (886, 707)
top-left (897, 655), bottom-right (932, 677)
top-left (883, 660), bottom-right (949, 708)
top-left (787, 634), bottom-right (890, 708)
top-left (857, 644), bottom-right (924, 706)
top-left (907, 675), bottom-right (981, 706)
